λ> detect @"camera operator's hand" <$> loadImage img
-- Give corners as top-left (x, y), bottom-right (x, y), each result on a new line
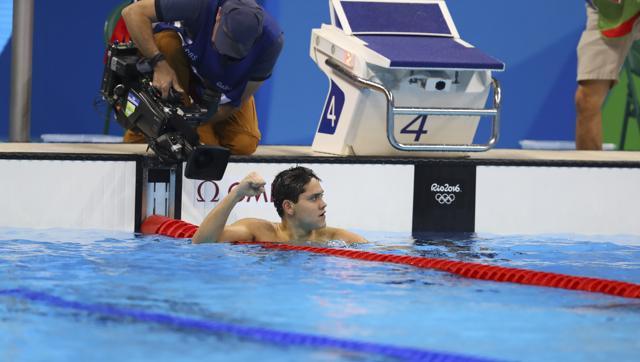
top-left (152, 61), bottom-right (185, 99)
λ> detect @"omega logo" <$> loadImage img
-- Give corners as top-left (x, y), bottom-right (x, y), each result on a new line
top-left (196, 180), bottom-right (273, 203)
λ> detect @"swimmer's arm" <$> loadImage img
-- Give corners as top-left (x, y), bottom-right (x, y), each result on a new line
top-left (331, 228), bottom-right (368, 243)
top-left (217, 220), bottom-right (257, 243)
top-left (192, 172), bottom-right (265, 243)
top-left (192, 190), bottom-right (245, 243)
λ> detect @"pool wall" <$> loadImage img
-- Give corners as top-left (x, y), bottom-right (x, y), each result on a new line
top-left (0, 159), bottom-right (137, 231)
top-left (1, 144), bottom-right (639, 237)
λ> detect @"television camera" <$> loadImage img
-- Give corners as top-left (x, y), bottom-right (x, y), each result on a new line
top-left (100, 42), bottom-right (229, 180)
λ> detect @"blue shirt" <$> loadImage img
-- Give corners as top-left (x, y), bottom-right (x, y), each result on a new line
top-left (155, 0), bottom-right (284, 106)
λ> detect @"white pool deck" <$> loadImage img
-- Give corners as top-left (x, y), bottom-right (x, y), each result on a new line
top-left (1, 143), bottom-right (640, 163)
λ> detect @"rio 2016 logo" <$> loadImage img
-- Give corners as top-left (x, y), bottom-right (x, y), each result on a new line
top-left (196, 180), bottom-right (273, 204)
top-left (430, 183), bottom-right (462, 205)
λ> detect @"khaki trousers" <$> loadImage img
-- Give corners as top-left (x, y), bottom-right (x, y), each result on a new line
top-left (123, 31), bottom-right (261, 155)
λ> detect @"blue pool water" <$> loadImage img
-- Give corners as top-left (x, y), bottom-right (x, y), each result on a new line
top-left (1, 228), bottom-right (639, 361)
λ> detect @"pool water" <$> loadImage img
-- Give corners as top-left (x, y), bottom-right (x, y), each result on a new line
top-left (1, 228), bottom-right (639, 361)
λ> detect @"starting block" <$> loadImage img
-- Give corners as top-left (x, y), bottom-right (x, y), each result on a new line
top-left (310, 0), bottom-right (505, 155)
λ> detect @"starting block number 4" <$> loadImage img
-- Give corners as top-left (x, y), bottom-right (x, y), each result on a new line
top-left (318, 81), bottom-right (345, 135)
top-left (400, 115), bottom-right (429, 142)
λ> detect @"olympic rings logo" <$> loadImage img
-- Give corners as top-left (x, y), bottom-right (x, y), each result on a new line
top-left (435, 193), bottom-right (455, 205)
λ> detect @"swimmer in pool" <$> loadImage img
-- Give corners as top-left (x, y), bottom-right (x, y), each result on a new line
top-left (192, 166), bottom-right (367, 244)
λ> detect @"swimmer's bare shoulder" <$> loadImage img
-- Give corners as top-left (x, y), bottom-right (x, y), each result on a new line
top-left (322, 227), bottom-right (368, 243)
top-left (224, 220), bottom-right (366, 243)
top-left (221, 218), bottom-right (278, 242)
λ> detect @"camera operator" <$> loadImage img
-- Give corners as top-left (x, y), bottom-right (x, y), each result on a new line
top-left (121, 0), bottom-right (284, 155)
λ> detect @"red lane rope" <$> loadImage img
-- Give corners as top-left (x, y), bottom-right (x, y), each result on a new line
top-left (142, 215), bottom-right (640, 299)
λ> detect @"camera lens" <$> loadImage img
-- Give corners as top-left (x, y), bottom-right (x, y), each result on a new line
top-left (436, 81), bottom-right (446, 91)
top-left (114, 84), bottom-right (127, 97)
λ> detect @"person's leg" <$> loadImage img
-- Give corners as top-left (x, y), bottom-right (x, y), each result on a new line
top-left (211, 97), bottom-right (261, 155)
top-left (124, 31), bottom-right (192, 143)
top-left (575, 80), bottom-right (613, 150)
top-left (575, 5), bottom-right (633, 150)
top-left (196, 121), bottom-right (221, 145)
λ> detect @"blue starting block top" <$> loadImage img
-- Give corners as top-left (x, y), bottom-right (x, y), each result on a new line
top-left (333, 0), bottom-right (505, 70)
top-left (358, 35), bottom-right (505, 70)
top-left (340, 1), bottom-right (453, 36)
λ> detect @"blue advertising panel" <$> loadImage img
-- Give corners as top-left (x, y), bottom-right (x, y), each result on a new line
top-left (317, 80), bottom-right (345, 135)
top-left (1, 1), bottom-right (615, 149)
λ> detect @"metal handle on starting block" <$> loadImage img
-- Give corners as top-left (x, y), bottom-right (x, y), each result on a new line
top-left (325, 58), bottom-right (502, 152)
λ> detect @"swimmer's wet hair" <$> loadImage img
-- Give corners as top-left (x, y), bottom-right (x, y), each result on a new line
top-left (272, 166), bottom-right (321, 217)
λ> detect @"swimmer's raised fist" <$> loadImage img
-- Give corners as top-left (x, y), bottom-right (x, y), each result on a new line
top-left (233, 172), bottom-right (266, 199)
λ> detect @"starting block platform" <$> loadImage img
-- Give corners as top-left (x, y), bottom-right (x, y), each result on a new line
top-left (309, 0), bottom-right (505, 155)
top-left (1, 143), bottom-right (640, 239)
